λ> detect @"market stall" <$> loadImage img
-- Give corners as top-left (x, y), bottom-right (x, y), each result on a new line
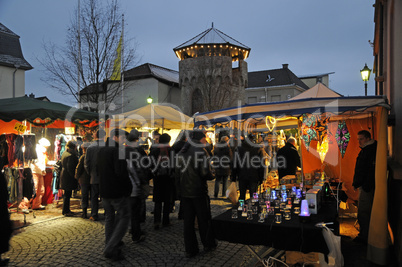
top-left (195, 95), bottom-right (391, 261)
top-left (195, 96), bottom-right (389, 198)
top-left (109, 103), bottom-right (194, 145)
top-left (0, 96), bottom-right (103, 219)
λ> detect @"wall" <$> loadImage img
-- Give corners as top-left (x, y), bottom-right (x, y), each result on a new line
top-left (120, 78), bottom-right (158, 113)
top-left (158, 81), bottom-right (181, 109)
top-left (179, 56), bottom-right (247, 115)
top-left (300, 75), bottom-right (330, 89)
top-left (0, 65), bottom-right (25, 98)
top-left (246, 86), bottom-right (304, 103)
top-left (374, 0), bottom-right (402, 263)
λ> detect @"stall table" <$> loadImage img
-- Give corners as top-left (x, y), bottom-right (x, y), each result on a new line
top-left (212, 200), bottom-right (338, 257)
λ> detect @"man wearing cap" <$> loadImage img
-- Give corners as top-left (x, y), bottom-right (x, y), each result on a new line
top-left (98, 129), bottom-right (132, 261)
top-left (176, 130), bottom-right (217, 258)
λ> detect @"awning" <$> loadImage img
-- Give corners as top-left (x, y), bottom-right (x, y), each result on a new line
top-left (112, 103), bottom-right (194, 130)
top-left (0, 96), bottom-right (104, 126)
top-left (195, 96), bottom-right (390, 129)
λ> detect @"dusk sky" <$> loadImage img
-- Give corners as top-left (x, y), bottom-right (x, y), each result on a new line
top-left (1, 0), bottom-right (376, 105)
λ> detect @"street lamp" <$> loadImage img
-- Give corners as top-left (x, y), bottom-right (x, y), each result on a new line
top-left (147, 95), bottom-right (153, 104)
top-left (360, 63), bottom-right (371, 96)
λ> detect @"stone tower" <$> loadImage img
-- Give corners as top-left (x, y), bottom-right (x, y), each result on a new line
top-left (173, 24), bottom-right (250, 116)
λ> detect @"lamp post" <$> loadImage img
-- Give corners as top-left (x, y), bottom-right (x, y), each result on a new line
top-left (360, 63), bottom-right (371, 96)
top-left (147, 95), bottom-right (153, 104)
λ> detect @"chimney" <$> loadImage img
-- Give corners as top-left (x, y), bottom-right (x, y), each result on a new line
top-left (282, 64), bottom-right (289, 69)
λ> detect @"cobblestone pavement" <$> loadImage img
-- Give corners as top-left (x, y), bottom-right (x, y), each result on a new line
top-left (5, 181), bottom-right (369, 266)
top-left (5, 181), bottom-right (263, 267)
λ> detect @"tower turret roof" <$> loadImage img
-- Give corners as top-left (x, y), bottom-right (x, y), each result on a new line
top-left (174, 24), bottom-right (250, 50)
top-left (173, 24), bottom-right (250, 61)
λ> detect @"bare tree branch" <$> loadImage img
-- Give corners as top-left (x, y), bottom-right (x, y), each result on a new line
top-left (37, 0), bottom-right (138, 113)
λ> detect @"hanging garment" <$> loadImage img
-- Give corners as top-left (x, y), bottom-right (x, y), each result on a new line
top-left (23, 135), bottom-right (37, 161)
top-left (22, 167), bottom-right (34, 199)
top-left (15, 135), bottom-right (24, 162)
top-left (0, 134), bottom-right (8, 166)
top-left (54, 135), bottom-right (62, 161)
top-left (59, 135), bottom-right (66, 157)
top-left (4, 168), bottom-right (18, 202)
top-left (42, 169), bottom-right (54, 205)
top-left (5, 134), bottom-right (17, 166)
top-left (4, 168), bottom-right (11, 201)
top-left (17, 168), bottom-right (23, 201)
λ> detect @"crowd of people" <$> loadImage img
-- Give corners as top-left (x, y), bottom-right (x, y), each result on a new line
top-left (0, 123), bottom-right (312, 263)
top-left (51, 128), bottom-right (279, 261)
top-left (0, 126), bottom-right (377, 262)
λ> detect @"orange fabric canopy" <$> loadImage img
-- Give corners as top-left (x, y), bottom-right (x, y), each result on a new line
top-left (301, 116), bottom-right (376, 201)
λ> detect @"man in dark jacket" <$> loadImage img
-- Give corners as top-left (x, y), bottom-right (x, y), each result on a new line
top-left (84, 129), bottom-right (106, 221)
top-left (98, 129), bottom-right (132, 261)
top-left (149, 133), bottom-right (174, 229)
top-left (172, 130), bottom-right (188, 219)
top-left (352, 130), bottom-right (377, 244)
top-left (60, 141), bottom-right (78, 216)
top-left (126, 129), bottom-right (151, 243)
top-left (233, 135), bottom-right (266, 200)
top-left (212, 136), bottom-right (233, 198)
top-left (276, 137), bottom-right (301, 179)
top-left (176, 130), bottom-right (217, 258)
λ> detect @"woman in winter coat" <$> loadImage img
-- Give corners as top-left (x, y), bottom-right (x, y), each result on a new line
top-left (75, 142), bottom-right (90, 218)
top-left (60, 141), bottom-right (79, 216)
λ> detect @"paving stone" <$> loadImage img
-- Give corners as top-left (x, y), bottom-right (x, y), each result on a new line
top-left (5, 181), bottom-right (278, 266)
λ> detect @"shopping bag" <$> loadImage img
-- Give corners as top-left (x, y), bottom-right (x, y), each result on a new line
top-left (226, 182), bottom-right (238, 205)
top-left (321, 225), bottom-right (344, 267)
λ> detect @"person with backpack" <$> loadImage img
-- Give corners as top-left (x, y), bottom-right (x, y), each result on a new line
top-left (149, 133), bottom-right (174, 229)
